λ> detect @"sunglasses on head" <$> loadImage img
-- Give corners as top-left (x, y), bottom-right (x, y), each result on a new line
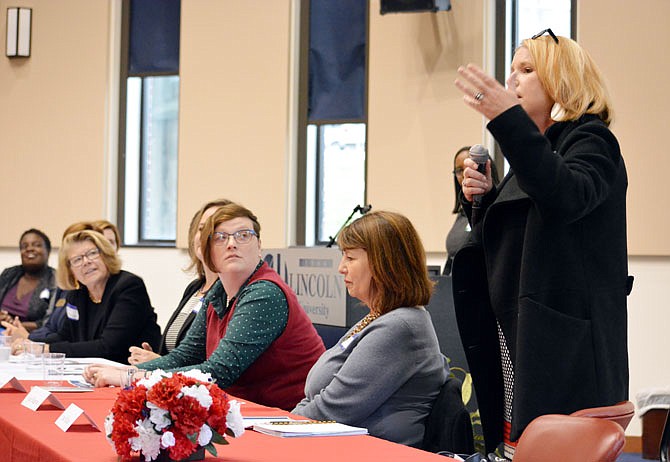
top-left (531, 28), bottom-right (559, 44)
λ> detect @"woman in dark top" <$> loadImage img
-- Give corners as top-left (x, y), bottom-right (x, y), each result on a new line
top-left (128, 199), bottom-right (231, 363)
top-left (16, 229), bottom-right (161, 364)
top-left (453, 30), bottom-right (630, 457)
top-left (444, 147), bottom-right (499, 276)
top-left (0, 229), bottom-right (56, 332)
top-left (4, 221), bottom-right (116, 343)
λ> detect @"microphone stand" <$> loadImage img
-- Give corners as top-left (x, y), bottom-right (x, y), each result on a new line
top-left (326, 204), bottom-right (370, 248)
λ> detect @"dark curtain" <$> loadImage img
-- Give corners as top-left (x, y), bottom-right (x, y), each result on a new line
top-left (129, 0), bottom-right (180, 75)
top-left (308, 0), bottom-right (367, 121)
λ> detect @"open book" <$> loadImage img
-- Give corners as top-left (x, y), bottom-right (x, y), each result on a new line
top-left (252, 420), bottom-right (368, 437)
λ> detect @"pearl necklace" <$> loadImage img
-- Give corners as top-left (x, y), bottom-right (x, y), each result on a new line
top-left (344, 312), bottom-right (380, 340)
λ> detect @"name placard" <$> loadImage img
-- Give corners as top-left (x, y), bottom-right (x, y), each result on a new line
top-left (21, 386), bottom-right (65, 411)
top-left (0, 374), bottom-right (27, 392)
top-left (55, 403), bottom-right (100, 432)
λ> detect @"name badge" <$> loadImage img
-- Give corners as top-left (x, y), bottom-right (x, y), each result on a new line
top-left (339, 334), bottom-right (358, 351)
top-left (66, 303), bottom-right (79, 321)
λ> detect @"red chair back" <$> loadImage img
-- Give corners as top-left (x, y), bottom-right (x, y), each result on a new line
top-left (570, 400), bottom-right (635, 430)
top-left (513, 414), bottom-right (625, 462)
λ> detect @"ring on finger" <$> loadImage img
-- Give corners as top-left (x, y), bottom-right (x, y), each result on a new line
top-left (474, 91), bottom-right (484, 101)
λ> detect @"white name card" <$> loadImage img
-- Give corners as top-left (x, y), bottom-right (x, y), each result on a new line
top-left (55, 403), bottom-right (100, 432)
top-left (0, 374), bottom-right (27, 392)
top-left (21, 386), bottom-right (65, 411)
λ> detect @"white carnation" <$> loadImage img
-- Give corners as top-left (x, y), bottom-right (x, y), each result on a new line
top-left (161, 431), bottom-right (176, 448)
top-left (147, 401), bottom-right (171, 431)
top-left (137, 369), bottom-right (172, 389)
top-left (129, 418), bottom-right (162, 461)
top-left (104, 413), bottom-right (115, 443)
top-left (197, 424), bottom-right (212, 446)
top-left (180, 384), bottom-right (212, 409)
top-left (226, 400), bottom-right (245, 437)
top-left (181, 369), bottom-right (213, 383)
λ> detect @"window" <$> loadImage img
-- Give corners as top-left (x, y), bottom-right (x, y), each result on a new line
top-left (309, 123), bottom-right (367, 244)
top-left (118, 0), bottom-right (180, 245)
top-left (298, 0), bottom-right (368, 246)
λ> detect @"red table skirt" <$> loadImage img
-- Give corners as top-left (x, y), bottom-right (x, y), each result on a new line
top-left (0, 381), bottom-right (450, 462)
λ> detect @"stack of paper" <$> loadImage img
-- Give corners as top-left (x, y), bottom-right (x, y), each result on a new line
top-left (253, 420), bottom-right (368, 438)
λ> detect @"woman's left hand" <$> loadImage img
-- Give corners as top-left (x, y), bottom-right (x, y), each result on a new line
top-left (454, 63), bottom-right (519, 120)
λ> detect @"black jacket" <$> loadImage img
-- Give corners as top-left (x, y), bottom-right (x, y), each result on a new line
top-left (47, 270), bottom-right (161, 364)
top-left (453, 106), bottom-right (631, 447)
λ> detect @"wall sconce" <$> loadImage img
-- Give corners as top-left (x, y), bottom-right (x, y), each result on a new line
top-left (6, 7), bottom-right (32, 57)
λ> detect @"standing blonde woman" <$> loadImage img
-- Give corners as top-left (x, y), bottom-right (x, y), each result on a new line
top-left (453, 29), bottom-right (630, 457)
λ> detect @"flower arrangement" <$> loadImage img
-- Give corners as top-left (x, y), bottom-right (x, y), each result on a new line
top-left (105, 369), bottom-right (244, 461)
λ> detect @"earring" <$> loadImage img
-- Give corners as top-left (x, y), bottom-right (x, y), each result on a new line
top-left (551, 102), bottom-right (567, 121)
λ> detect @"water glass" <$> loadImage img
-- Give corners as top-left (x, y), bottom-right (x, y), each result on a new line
top-left (120, 368), bottom-right (136, 389)
top-left (24, 341), bottom-right (46, 370)
top-left (0, 336), bottom-right (11, 362)
top-left (43, 352), bottom-right (66, 386)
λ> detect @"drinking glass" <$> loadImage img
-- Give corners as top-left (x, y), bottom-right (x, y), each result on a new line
top-left (0, 336), bottom-right (11, 362)
top-left (120, 368), bottom-right (136, 389)
top-left (43, 352), bottom-right (66, 386)
top-left (24, 341), bottom-right (46, 370)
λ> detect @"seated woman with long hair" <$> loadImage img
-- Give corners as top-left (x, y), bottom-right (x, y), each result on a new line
top-left (293, 210), bottom-right (448, 447)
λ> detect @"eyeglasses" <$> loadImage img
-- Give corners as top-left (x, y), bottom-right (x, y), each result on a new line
top-left (69, 248), bottom-right (101, 267)
top-left (452, 167), bottom-right (464, 176)
top-left (211, 229), bottom-right (258, 246)
top-left (532, 28), bottom-right (559, 44)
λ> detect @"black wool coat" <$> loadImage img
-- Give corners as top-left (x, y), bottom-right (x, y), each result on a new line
top-left (452, 105), bottom-right (631, 448)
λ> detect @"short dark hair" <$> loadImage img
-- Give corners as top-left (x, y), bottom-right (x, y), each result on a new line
top-left (20, 228), bottom-right (51, 254)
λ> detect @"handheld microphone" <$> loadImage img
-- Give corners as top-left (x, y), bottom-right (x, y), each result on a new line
top-left (468, 144), bottom-right (488, 205)
top-left (468, 144), bottom-right (489, 225)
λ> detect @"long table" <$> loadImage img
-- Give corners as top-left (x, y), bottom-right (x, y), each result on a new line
top-left (0, 377), bottom-right (453, 462)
